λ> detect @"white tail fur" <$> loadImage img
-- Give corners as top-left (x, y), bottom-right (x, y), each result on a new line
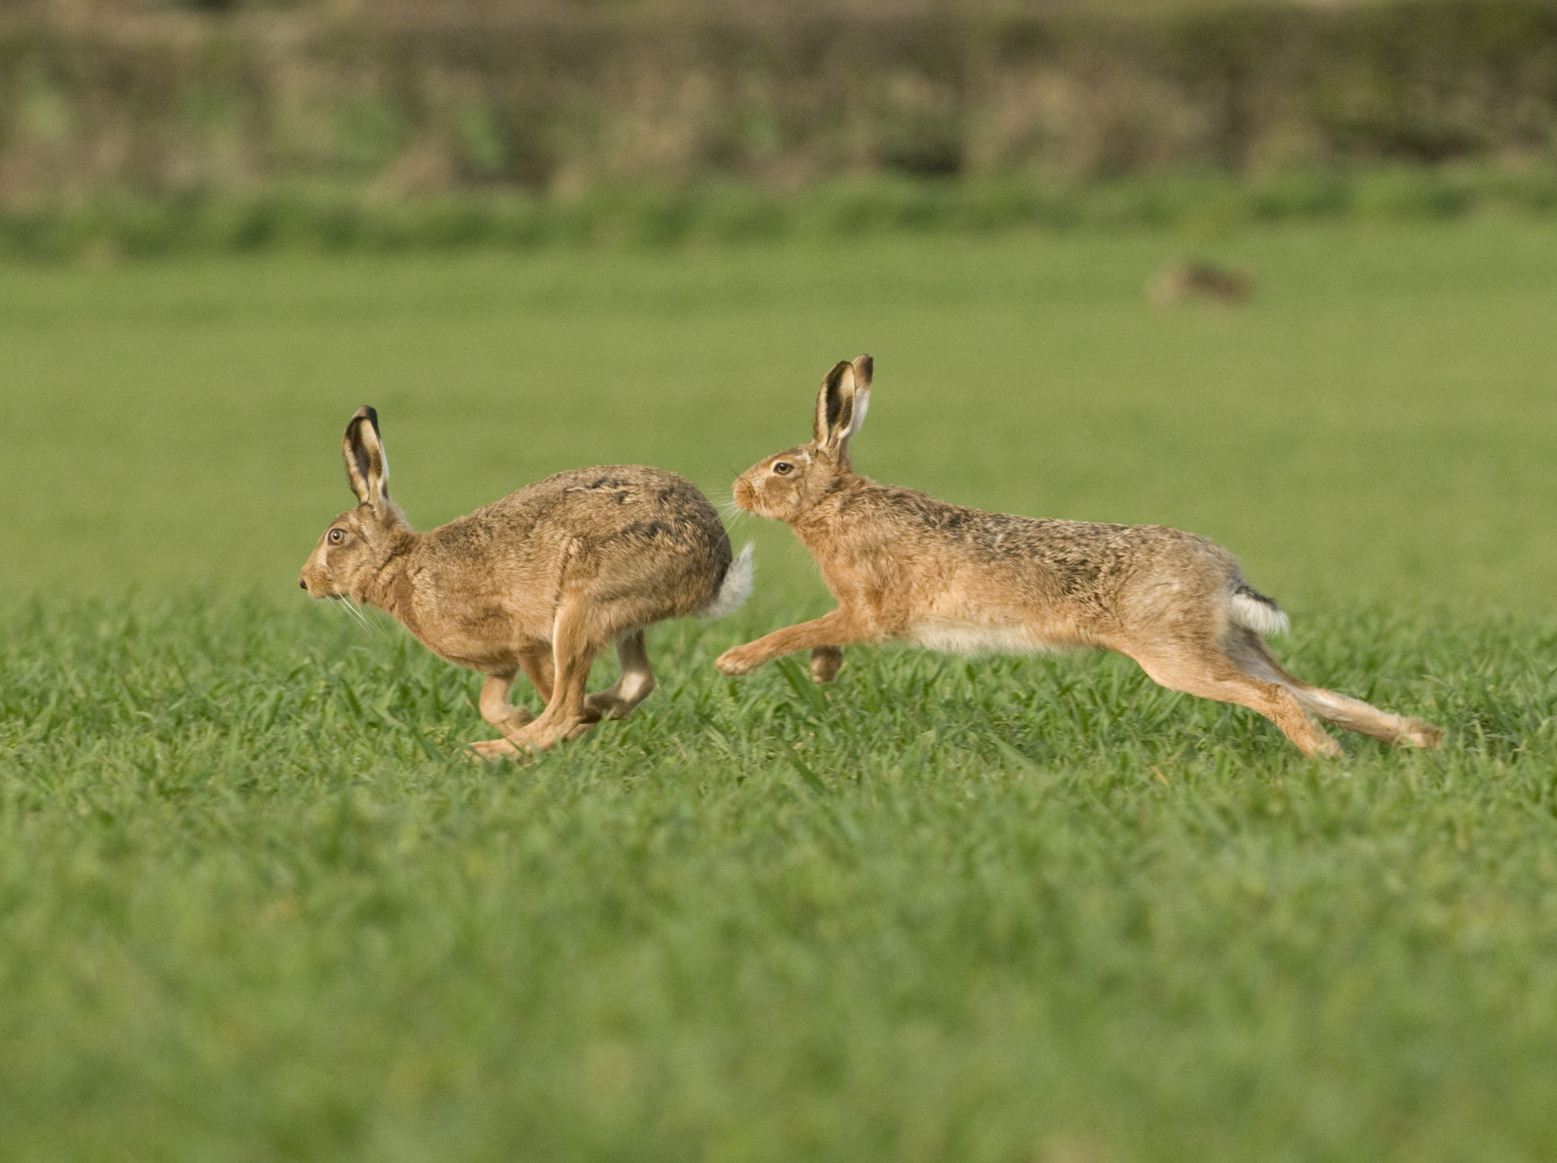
top-left (1229, 588), bottom-right (1290, 637)
top-left (697, 542), bottom-right (754, 619)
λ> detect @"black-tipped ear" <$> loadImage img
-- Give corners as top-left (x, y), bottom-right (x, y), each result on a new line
top-left (813, 360), bottom-right (857, 453)
top-left (342, 405), bottom-right (391, 512)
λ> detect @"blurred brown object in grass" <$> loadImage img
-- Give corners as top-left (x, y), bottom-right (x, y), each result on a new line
top-left (1147, 261), bottom-right (1253, 309)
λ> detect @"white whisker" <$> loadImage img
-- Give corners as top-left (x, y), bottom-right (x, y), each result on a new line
top-left (717, 490), bottom-right (753, 525)
top-left (337, 596), bottom-right (386, 641)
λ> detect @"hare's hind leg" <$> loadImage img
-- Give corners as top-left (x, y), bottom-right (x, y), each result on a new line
top-left (1235, 633), bottom-right (1443, 749)
top-left (585, 629), bottom-right (657, 722)
top-left (1125, 637), bottom-right (1342, 757)
top-left (510, 600), bottom-right (610, 752)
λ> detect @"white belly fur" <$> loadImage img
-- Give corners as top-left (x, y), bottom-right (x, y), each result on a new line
top-left (907, 620), bottom-right (1064, 656)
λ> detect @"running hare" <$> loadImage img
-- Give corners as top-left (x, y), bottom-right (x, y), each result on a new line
top-left (301, 407), bottom-right (751, 756)
top-left (715, 356), bottom-right (1441, 756)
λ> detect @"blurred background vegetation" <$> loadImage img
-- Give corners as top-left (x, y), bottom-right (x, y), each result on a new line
top-left (4, 0), bottom-right (1557, 257)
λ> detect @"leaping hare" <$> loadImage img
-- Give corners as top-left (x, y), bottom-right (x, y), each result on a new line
top-left (301, 406), bottom-right (751, 756)
top-left (715, 356), bottom-right (1442, 757)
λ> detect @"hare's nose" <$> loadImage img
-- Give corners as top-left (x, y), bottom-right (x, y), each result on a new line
top-left (298, 578), bottom-right (307, 590)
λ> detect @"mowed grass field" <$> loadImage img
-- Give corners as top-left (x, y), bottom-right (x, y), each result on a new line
top-left (2, 217), bottom-right (1557, 1162)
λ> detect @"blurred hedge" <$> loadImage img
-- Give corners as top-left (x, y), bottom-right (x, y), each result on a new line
top-left (7, 165), bottom-right (1557, 263)
top-left (2, 1), bottom-right (1556, 205)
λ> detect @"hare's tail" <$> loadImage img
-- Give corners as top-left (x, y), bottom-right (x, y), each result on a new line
top-left (696, 542), bottom-right (754, 620)
top-left (1228, 581), bottom-right (1289, 637)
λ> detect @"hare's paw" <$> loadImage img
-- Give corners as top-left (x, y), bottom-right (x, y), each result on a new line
top-left (498, 706), bottom-right (536, 730)
top-left (583, 691), bottom-right (631, 721)
top-left (510, 716), bottom-right (588, 753)
top-left (468, 737), bottom-right (526, 762)
top-left (1402, 719), bottom-right (1445, 749)
top-left (715, 644), bottom-right (765, 677)
top-left (809, 646), bottom-right (844, 684)
top-left (1313, 732), bottom-right (1344, 759)
top-left (562, 718), bottom-right (600, 744)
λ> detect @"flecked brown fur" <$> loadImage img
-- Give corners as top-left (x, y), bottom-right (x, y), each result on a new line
top-left (716, 356), bottom-right (1442, 756)
top-left (301, 406), bottom-right (750, 756)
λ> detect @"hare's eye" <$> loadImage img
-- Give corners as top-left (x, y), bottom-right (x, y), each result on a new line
top-left (327, 528), bottom-right (346, 545)
top-left (773, 461), bottom-right (794, 476)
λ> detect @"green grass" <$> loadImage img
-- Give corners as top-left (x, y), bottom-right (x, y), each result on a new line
top-left (3, 217), bottom-right (1557, 1161)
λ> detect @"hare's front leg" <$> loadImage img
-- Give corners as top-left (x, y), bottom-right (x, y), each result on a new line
top-left (516, 648), bottom-right (555, 705)
top-left (469, 670), bottom-right (535, 759)
top-left (716, 609), bottom-right (868, 677)
top-left (809, 646), bottom-right (845, 683)
top-left (469, 647), bottom-right (557, 759)
top-left (478, 672), bottom-right (534, 733)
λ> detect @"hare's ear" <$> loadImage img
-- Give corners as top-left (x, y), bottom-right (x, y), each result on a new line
top-left (343, 406), bottom-right (391, 513)
top-left (846, 353), bottom-right (872, 439)
top-left (813, 359), bottom-right (861, 455)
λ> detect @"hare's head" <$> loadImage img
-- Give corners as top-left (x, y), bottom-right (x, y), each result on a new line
top-left (733, 354), bottom-right (872, 523)
top-left (299, 406), bottom-right (409, 599)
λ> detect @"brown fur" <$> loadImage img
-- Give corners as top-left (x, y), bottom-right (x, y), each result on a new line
top-left (1148, 261), bottom-right (1253, 308)
top-left (301, 407), bottom-right (750, 756)
top-left (716, 356), bottom-right (1443, 756)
